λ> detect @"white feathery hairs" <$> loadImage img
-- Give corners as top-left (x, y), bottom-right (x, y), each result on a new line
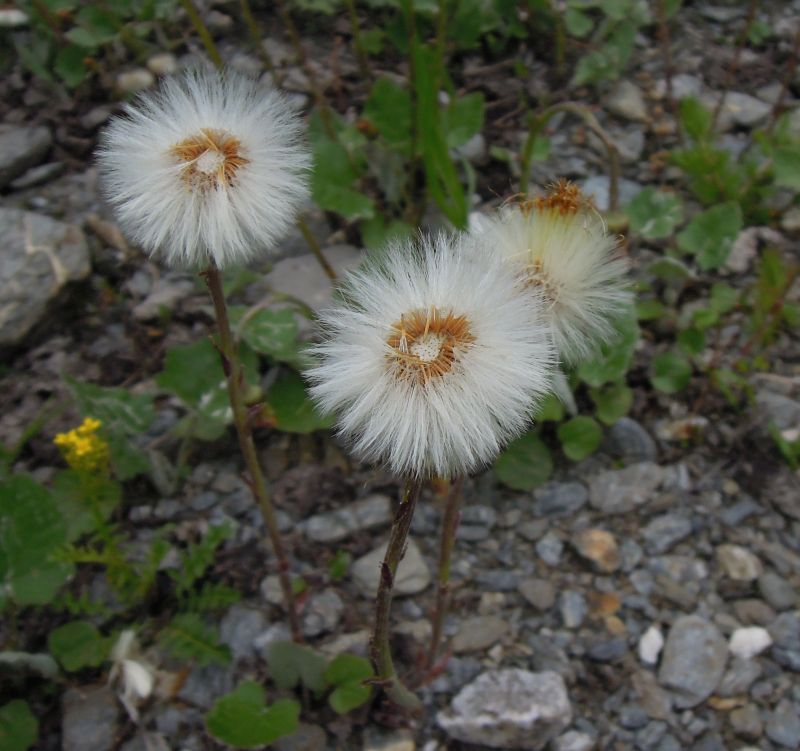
top-left (305, 233), bottom-right (556, 479)
top-left (97, 68), bottom-right (311, 269)
top-left (472, 180), bottom-right (632, 366)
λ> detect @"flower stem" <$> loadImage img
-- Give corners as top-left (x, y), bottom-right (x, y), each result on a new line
top-left (297, 215), bottom-right (337, 282)
top-left (239, 0), bottom-right (282, 85)
top-left (425, 475), bottom-right (463, 671)
top-left (202, 263), bottom-right (302, 642)
top-left (370, 477), bottom-right (424, 710)
top-left (179, 0), bottom-right (223, 69)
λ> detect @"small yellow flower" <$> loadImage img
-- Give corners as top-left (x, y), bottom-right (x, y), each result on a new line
top-left (54, 417), bottom-right (110, 474)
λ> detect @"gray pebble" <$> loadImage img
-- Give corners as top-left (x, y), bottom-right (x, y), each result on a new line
top-left (642, 514), bottom-right (693, 555)
top-left (559, 590), bottom-right (588, 629)
top-left (758, 572), bottom-right (798, 611)
top-left (532, 482), bottom-right (588, 517)
top-left (537, 532), bottom-right (564, 566)
top-left (765, 699), bottom-right (800, 748)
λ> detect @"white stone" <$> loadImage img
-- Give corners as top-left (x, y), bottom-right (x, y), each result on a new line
top-left (116, 69), bottom-right (155, 94)
top-left (638, 625), bottom-right (665, 666)
top-left (146, 53), bottom-right (177, 76)
top-left (716, 544), bottom-right (763, 581)
top-left (729, 627), bottom-right (773, 660)
top-left (437, 669), bottom-right (572, 750)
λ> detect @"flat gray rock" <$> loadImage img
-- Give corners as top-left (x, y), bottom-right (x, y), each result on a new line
top-left (62, 685), bottom-right (119, 751)
top-left (0, 124), bottom-right (51, 188)
top-left (658, 615), bottom-right (727, 708)
top-left (0, 208), bottom-right (90, 347)
top-left (437, 669), bottom-right (572, 749)
top-left (351, 537), bottom-right (430, 598)
top-left (302, 494), bottom-right (391, 543)
top-left (588, 462), bottom-right (664, 514)
top-left (452, 615), bottom-right (508, 653)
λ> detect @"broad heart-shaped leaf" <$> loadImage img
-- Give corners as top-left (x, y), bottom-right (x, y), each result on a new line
top-left (651, 351), bottom-right (692, 394)
top-left (535, 393), bottom-right (565, 422)
top-left (363, 77), bottom-right (412, 149)
top-left (0, 700), bottom-right (38, 751)
top-left (577, 308), bottom-right (639, 388)
top-left (265, 641), bottom-right (327, 692)
top-left (158, 614), bottom-right (230, 667)
top-left (494, 431), bottom-right (553, 491)
top-left (677, 201), bottom-right (743, 271)
top-left (0, 475), bottom-right (73, 605)
top-left (265, 373), bottom-right (334, 434)
top-left (239, 309), bottom-right (301, 365)
top-left (590, 382), bottom-right (633, 426)
top-left (773, 145), bottom-right (800, 190)
top-left (557, 416), bottom-right (603, 461)
top-left (206, 682), bottom-right (299, 749)
top-left (50, 470), bottom-right (121, 543)
top-left (444, 92), bottom-right (485, 149)
top-left (66, 377), bottom-right (154, 480)
top-left (647, 256), bottom-right (694, 284)
top-left (627, 187), bottom-right (684, 240)
top-left (48, 621), bottom-right (106, 672)
top-left (680, 97), bottom-right (712, 141)
top-left (324, 653), bottom-right (374, 714)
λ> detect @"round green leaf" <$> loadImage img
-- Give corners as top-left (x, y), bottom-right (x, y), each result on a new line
top-left (265, 373), bottom-right (334, 434)
top-left (651, 351), bottom-right (692, 394)
top-left (206, 682), bottom-right (299, 749)
top-left (627, 187), bottom-right (684, 240)
top-left (329, 682), bottom-right (372, 714)
top-left (590, 383), bottom-right (633, 426)
top-left (48, 621), bottom-right (106, 672)
top-left (557, 416), bottom-right (603, 461)
top-left (494, 432), bottom-right (552, 491)
top-left (676, 202), bottom-right (743, 271)
top-left (0, 700), bottom-right (38, 751)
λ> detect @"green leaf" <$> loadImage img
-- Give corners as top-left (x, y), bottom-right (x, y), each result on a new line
top-left (265, 641), bottom-right (327, 692)
top-left (54, 45), bottom-right (87, 87)
top-left (444, 93), bottom-right (485, 149)
top-left (328, 550), bottom-right (351, 581)
top-left (50, 470), bottom-right (121, 542)
top-left (48, 621), bottom-right (106, 672)
top-left (363, 78), bottom-right (412, 149)
top-left (709, 283), bottom-right (739, 314)
top-left (677, 327), bottom-right (705, 356)
top-left (773, 146), bottom-right (800, 190)
top-left (0, 700), bottom-right (38, 751)
top-left (636, 299), bottom-right (667, 321)
top-left (360, 216), bottom-right (414, 254)
top-left (557, 416), bottom-right (602, 460)
top-left (627, 187), bottom-right (684, 239)
top-left (66, 377), bottom-right (154, 480)
top-left (677, 202), bottom-right (743, 271)
top-left (651, 351), bottom-right (692, 394)
top-left (0, 475), bottom-right (73, 605)
top-left (494, 431), bottom-right (553, 491)
top-left (159, 614), bottom-right (230, 666)
top-left (323, 654), bottom-right (373, 714)
top-left (590, 383), bottom-right (633, 425)
top-left (564, 7), bottom-right (593, 37)
top-left (206, 682), bottom-right (300, 749)
top-left (536, 392), bottom-right (565, 422)
top-left (680, 97), bottom-right (712, 141)
top-left (647, 257), bottom-right (693, 284)
top-left (239, 309), bottom-right (300, 365)
top-left (577, 308), bottom-right (639, 387)
top-left (265, 373), bottom-right (333, 434)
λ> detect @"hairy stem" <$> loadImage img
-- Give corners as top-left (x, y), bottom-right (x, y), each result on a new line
top-left (203, 264), bottom-right (302, 642)
top-left (520, 102), bottom-right (620, 211)
top-left (297, 215), bottom-right (337, 281)
top-left (178, 0), bottom-right (223, 68)
top-left (239, 0), bottom-right (282, 84)
top-left (425, 476), bottom-right (464, 671)
top-left (370, 477), bottom-right (424, 710)
top-left (402, 0), bottom-right (423, 227)
top-left (344, 0), bottom-right (371, 81)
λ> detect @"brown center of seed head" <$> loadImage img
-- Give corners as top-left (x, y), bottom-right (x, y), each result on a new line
top-left (170, 128), bottom-right (249, 191)
top-left (519, 178), bottom-right (589, 216)
top-left (386, 306), bottom-right (475, 385)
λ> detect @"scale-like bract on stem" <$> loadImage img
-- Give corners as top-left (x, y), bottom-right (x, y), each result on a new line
top-left (97, 68), bottom-right (310, 268)
top-left (306, 234), bottom-right (556, 478)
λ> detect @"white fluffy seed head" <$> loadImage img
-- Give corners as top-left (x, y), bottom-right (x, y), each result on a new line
top-left (305, 233), bottom-right (556, 479)
top-left (473, 181), bottom-right (632, 366)
top-left (97, 68), bottom-right (311, 269)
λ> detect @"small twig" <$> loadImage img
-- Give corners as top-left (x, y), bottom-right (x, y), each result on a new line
top-left (239, 0), bottom-right (282, 85)
top-left (768, 26), bottom-right (800, 132)
top-left (520, 102), bottom-right (620, 211)
top-left (178, 0), bottom-right (223, 68)
top-left (710, 0), bottom-right (759, 135)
